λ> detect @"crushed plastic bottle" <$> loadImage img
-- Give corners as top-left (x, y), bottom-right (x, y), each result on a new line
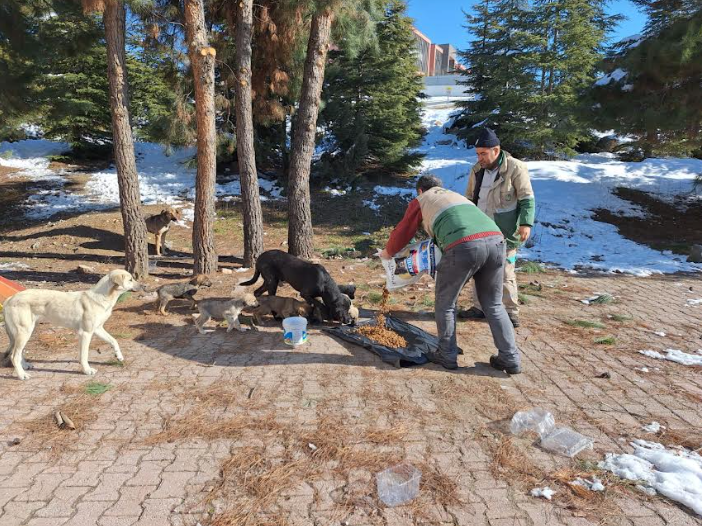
top-left (376, 463), bottom-right (421, 507)
top-left (539, 427), bottom-right (593, 458)
top-left (510, 408), bottom-right (556, 438)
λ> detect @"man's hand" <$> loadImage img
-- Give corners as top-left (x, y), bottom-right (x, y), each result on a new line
top-left (518, 226), bottom-right (531, 243)
top-left (378, 248), bottom-right (392, 260)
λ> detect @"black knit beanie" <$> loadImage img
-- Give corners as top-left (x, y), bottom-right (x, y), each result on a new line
top-left (475, 127), bottom-right (500, 148)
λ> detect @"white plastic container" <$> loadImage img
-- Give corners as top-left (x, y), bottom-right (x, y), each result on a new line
top-left (376, 463), bottom-right (421, 507)
top-left (282, 316), bottom-right (308, 346)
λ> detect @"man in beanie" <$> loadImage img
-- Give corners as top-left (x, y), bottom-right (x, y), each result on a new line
top-left (379, 174), bottom-right (522, 374)
top-left (460, 128), bottom-right (535, 328)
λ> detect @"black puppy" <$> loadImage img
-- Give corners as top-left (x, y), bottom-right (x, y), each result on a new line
top-left (239, 250), bottom-right (352, 324)
top-left (338, 284), bottom-right (356, 300)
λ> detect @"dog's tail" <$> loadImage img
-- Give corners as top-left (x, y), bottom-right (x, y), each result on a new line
top-left (238, 270), bottom-right (260, 287)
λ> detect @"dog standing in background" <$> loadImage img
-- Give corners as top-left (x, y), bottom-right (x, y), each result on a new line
top-left (145, 208), bottom-right (182, 256)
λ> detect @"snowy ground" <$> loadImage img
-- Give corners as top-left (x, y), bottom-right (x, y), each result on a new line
top-left (2, 100), bottom-right (702, 276)
top-left (377, 100), bottom-right (702, 276)
top-left (0, 140), bottom-right (283, 221)
top-left (600, 440), bottom-right (702, 516)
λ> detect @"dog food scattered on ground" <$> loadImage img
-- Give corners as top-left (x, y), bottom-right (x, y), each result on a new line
top-left (355, 288), bottom-right (408, 348)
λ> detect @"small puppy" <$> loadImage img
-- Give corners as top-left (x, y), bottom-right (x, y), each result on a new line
top-left (195, 290), bottom-right (258, 334)
top-left (338, 284), bottom-right (356, 300)
top-left (145, 207), bottom-right (182, 256)
top-left (155, 274), bottom-right (212, 315)
top-left (313, 294), bottom-right (358, 325)
top-left (251, 296), bottom-right (313, 325)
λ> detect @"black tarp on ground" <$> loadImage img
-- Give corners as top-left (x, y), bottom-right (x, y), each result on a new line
top-left (324, 315), bottom-right (438, 368)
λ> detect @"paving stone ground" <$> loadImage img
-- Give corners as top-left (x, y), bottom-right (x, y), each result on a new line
top-left (1, 268), bottom-right (701, 526)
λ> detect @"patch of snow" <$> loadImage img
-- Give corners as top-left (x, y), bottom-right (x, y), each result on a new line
top-left (654, 331), bottom-right (666, 337)
top-left (530, 487), bottom-right (555, 500)
top-left (600, 440), bottom-right (702, 516)
top-left (235, 267), bottom-right (250, 273)
top-left (374, 185), bottom-right (415, 197)
top-left (619, 33), bottom-right (644, 50)
top-left (175, 206), bottom-right (194, 224)
top-left (0, 140), bottom-right (284, 219)
top-left (0, 262), bottom-right (30, 272)
top-left (636, 367), bottom-right (650, 373)
top-left (595, 68), bottom-right (628, 86)
top-left (572, 477), bottom-right (605, 492)
top-left (363, 199), bottom-right (381, 212)
top-left (686, 298), bottom-right (702, 307)
top-left (639, 349), bottom-right (702, 367)
top-left (323, 186), bottom-right (350, 197)
top-left (643, 422), bottom-right (663, 433)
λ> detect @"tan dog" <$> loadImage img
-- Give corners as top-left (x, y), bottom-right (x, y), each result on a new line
top-left (2, 270), bottom-right (142, 380)
top-left (195, 289), bottom-right (259, 334)
top-left (251, 295), bottom-right (312, 325)
top-left (145, 207), bottom-right (182, 256)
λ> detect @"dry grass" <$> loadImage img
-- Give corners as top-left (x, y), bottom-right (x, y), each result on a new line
top-left (22, 392), bottom-right (98, 457)
top-left (142, 412), bottom-right (284, 445)
top-left (487, 434), bottom-right (543, 488)
top-left (656, 427), bottom-right (702, 451)
top-left (199, 416), bottom-right (413, 526)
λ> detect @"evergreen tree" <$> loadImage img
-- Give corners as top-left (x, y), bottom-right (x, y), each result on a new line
top-left (320, 0), bottom-right (425, 179)
top-left (457, 0), bottom-right (617, 157)
top-left (590, 7), bottom-right (702, 157)
top-left (528, 0), bottom-right (620, 155)
top-left (455, 0), bottom-right (539, 151)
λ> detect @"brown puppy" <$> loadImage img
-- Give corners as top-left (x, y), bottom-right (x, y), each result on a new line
top-left (251, 296), bottom-right (312, 325)
top-left (145, 208), bottom-right (182, 256)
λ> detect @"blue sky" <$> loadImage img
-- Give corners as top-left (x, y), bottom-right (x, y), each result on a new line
top-left (406, 0), bottom-right (646, 50)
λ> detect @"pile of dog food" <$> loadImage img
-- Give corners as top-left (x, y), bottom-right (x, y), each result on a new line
top-left (355, 288), bottom-right (408, 348)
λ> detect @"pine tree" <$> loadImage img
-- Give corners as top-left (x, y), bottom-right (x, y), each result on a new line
top-left (455, 0), bottom-right (539, 150)
top-left (184, 0), bottom-right (218, 275)
top-left (527, 0), bottom-right (620, 155)
top-left (590, 7), bottom-right (702, 157)
top-left (320, 0), bottom-right (425, 179)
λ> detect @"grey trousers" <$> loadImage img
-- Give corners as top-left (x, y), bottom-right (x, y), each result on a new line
top-left (434, 235), bottom-right (520, 366)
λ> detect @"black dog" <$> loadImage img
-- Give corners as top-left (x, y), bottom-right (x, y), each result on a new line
top-left (239, 250), bottom-right (352, 324)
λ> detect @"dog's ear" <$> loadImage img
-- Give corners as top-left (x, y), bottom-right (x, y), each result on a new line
top-left (110, 270), bottom-right (131, 290)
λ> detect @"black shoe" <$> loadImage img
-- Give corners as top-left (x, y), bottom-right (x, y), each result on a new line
top-left (509, 313), bottom-right (520, 328)
top-left (426, 351), bottom-right (458, 370)
top-left (458, 307), bottom-right (485, 320)
top-left (489, 355), bottom-right (522, 375)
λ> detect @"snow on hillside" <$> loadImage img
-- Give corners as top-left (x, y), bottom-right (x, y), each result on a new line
top-left (388, 100), bottom-right (702, 276)
top-left (0, 140), bottom-right (283, 220)
top-left (2, 100), bottom-right (701, 276)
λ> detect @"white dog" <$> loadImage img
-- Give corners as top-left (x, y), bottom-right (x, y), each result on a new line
top-left (2, 269), bottom-right (142, 380)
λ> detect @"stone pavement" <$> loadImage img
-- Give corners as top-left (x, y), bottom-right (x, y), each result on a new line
top-left (1, 271), bottom-right (701, 525)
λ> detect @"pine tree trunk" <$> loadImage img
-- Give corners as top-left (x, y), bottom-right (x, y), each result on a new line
top-left (184, 0), bottom-right (218, 275)
top-left (287, 9), bottom-right (334, 258)
top-left (234, 0), bottom-right (264, 267)
top-left (104, 0), bottom-right (148, 279)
